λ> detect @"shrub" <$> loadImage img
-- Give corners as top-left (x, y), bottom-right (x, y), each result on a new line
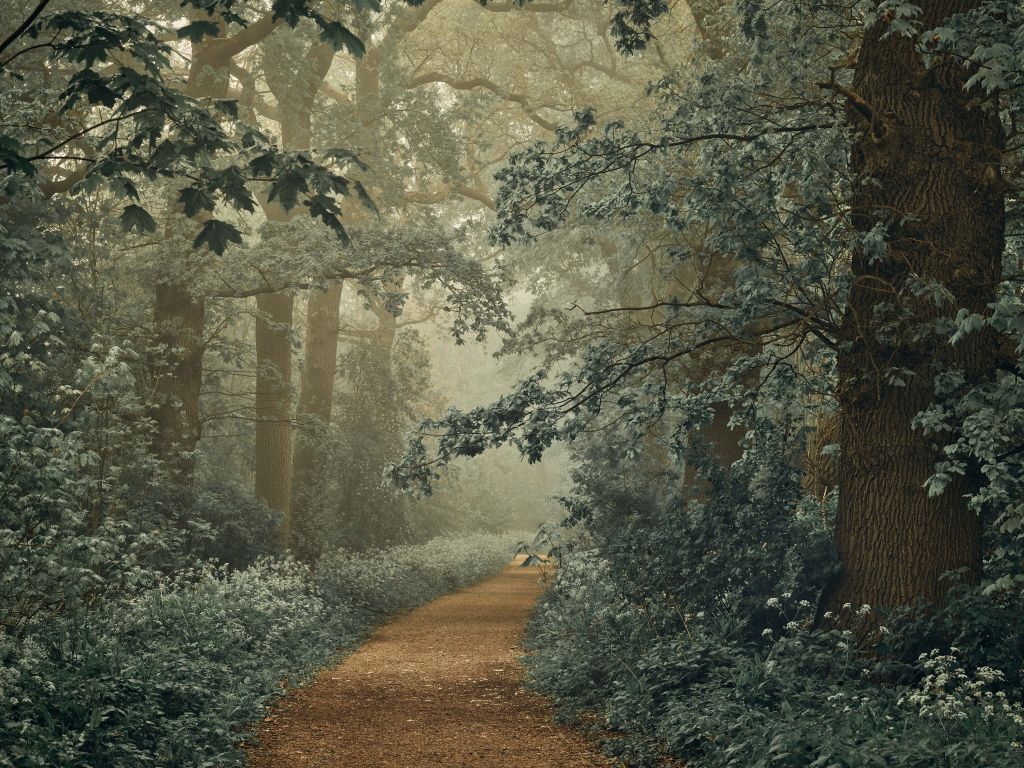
top-left (523, 411), bottom-right (1024, 767)
top-left (526, 544), bottom-right (1024, 767)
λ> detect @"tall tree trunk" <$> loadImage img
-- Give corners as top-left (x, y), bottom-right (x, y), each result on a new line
top-left (152, 281), bottom-right (205, 480)
top-left (253, 41), bottom-right (335, 545)
top-left (290, 281), bottom-right (343, 558)
top-left (254, 291), bottom-right (295, 524)
top-left (150, 30), bottom-right (232, 479)
top-left (825, 0), bottom-right (1004, 624)
top-left (336, 297), bottom-right (407, 550)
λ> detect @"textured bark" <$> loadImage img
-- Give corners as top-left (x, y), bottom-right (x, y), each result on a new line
top-left (152, 282), bottom-right (205, 479)
top-left (290, 282), bottom-right (343, 557)
top-left (254, 291), bottom-right (295, 522)
top-left (826, 0), bottom-right (1004, 624)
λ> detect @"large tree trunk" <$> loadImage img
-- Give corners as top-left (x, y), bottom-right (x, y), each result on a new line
top-left (825, 0), bottom-right (1004, 624)
top-left (290, 281), bottom-right (343, 557)
top-left (149, 37), bottom-right (226, 479)
top-left (336, 298), bottom-right (407, 550)
top-left (152, 281), bottom-right (205, 480)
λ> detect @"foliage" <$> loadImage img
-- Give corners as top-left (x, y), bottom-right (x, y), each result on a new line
top-left (189, 482), bottom-right (285, 569)
top-left (520, 361), bottom-right (1024, 766)
top-left (526, 524), bottom-right (1024, 767)
top-left (517, 392), bottom-right (1024, 765)
top-left (314, 531), bottom-right (524, 618)
top-left (0, 532), bottom-right (517, 768)
top-left (0, 2), bottom-right (372, 248)
top-left (392, 0), bottom-right (853, 490)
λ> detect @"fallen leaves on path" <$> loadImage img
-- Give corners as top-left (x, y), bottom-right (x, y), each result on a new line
top-left (246, 557), bottom-right (610, 768)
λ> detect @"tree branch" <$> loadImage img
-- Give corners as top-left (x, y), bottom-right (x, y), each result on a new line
top-left (406, 71), bottom-right (559, 132)
top-left (200, 11), bottom-right (281, 66)
top-left (0, 0), bottom-right (51, 61)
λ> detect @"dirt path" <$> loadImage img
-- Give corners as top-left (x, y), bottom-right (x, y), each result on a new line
top-left (246, 558), bottom-right (609, 768)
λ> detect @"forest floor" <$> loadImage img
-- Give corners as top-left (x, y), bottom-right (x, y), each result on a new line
top-left (245, 556), bottom-right (609, 768)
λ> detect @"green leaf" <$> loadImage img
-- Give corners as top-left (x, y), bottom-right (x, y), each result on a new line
top-left (0, 137), bottom-right (34, 175)
top-left (178, 186), bottom-right (215, 217)
top-left (110, 177), bottom-right (140, 201)
top-left (303, 195), bottom-right (350, 245)
top-left (249, 152), bottom-right (276, 178)
top-left (353, 180), bottom-right (378, 215)
top-left (268, 168), bottom-right (307, 211)
top-left (213, 99), bottom-right (239, 119)
top-left (63, 68), bottom-right (117, 110)
top-left (317, 21), bottom-right (365, 57)
top-left (176, 20), bottom-right (220, 42)
top-left (272, 0), bottom-right (307, 26)
top-left (120, 204), bottom-right (157, 234)
top-left (193, 219), bottom-right (242, 255)
top-left (212, 167), bottom-right (255, 213)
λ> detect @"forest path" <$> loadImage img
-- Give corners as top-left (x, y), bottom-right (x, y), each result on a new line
top-left (246, 557), bottom-right (609, 768)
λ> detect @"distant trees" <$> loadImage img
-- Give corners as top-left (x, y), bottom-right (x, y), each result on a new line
top-left (0, 0), bottom-right (515, 553)
top-left (1, 0), bottom-right (366, 472)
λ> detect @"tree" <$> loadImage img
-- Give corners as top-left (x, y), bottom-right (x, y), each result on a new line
top-left (395, 0), bottom-right (1022, 628)
top-left (0, 0), bottom-right (372, 484)
top-left (824, 0), bottom-right (1004, 615)
top-left (276, 0), bottom-right (660, 548)
top-left (250, 33), bottom-right (335, 525)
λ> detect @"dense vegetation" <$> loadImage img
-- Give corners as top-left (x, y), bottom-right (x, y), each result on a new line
top-left (4, 0), bottom-right (1024, 766)
top-left (1, 533), bottom-right (517, 766)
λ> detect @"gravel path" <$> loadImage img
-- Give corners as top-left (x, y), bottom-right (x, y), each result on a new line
top-left (246, 557), bottom-right (609, 768)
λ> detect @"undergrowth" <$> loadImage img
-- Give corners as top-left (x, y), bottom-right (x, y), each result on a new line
top-left (524, 420), bottom-right (1024, 767)
top-left (0, 532), bottom-right (518, 767)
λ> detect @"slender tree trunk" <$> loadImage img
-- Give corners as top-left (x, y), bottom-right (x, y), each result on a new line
top-left (152, 282), bottom-right (205, 480)
top-left (254, 291), bottom-right (295, 524)
top-left (250, 41), bottom-right (338, 547)
top-left (149, 26), bottom-right (236, 480)
top-left (825, 0), bottom-right (1004, 625)
top-left (290, 281), bottom-right (343, 557)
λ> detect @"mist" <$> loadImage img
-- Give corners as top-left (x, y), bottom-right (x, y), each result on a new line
top-left (4, 1), bottom-right (1024, 766)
